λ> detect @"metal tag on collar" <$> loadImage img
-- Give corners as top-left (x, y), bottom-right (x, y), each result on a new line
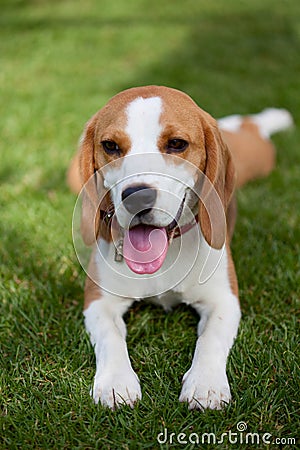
top-left (114, 239), bottom-right (124, 262)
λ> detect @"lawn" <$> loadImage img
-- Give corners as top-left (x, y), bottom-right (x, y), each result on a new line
top-left (0, 0), bottom-right (299, 448)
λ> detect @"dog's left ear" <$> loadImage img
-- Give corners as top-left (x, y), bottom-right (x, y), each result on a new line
top-left (199, 118), bottom-right (236, 249)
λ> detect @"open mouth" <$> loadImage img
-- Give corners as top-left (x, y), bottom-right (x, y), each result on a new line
top-left (122, 196), bottom-right (186, 275)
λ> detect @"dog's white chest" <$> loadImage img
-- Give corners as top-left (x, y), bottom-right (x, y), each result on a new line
top-left (95, 226), bottom-right (227, 304)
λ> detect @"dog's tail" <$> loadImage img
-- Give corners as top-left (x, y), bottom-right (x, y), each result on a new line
top-left (219, 108), bottom-right (293, 188)
top-left (218, 108), bottom-right (293, 138)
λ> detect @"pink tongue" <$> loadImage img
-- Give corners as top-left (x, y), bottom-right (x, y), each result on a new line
top-left (123, 225), bottom-right (168, 274)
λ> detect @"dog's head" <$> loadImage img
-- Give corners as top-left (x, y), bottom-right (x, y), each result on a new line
top-left (79, 86), bottom-right (235, 274)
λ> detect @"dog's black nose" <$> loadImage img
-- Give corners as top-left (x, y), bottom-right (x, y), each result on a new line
top-left (122, 185), bottom-right (157, 216)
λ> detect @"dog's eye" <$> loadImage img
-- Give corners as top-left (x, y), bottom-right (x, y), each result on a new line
top-left (101, 140), bottom-right (121, 155)
top-left (166, 139), bottom-right (188, 153)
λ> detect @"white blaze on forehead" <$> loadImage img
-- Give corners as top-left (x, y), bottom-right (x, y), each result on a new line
top-left (125, 96), bottom-right (162, 155)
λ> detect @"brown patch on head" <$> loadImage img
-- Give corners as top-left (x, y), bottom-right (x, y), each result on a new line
top-left (78, 85), bottom-right (236, 248)
top-left (87, 103), bottom-right (130, 170)
top-left (157, 87), bottom-right (207, 172)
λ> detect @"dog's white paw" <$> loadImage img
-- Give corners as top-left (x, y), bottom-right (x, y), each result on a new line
top-left (91, 369), bottom-right (142, 409)
top-left (179, 368), bottom-right (231, 410)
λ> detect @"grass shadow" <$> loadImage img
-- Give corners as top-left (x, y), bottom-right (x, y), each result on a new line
top-left (114, 8), bottom-right (299, 116)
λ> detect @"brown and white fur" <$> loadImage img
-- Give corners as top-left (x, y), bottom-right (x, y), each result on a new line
top-left (68, 86), bottom-right (292, 410)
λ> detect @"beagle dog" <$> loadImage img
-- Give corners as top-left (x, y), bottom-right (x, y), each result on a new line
top-left (68, 86), bottom-right (292, 410)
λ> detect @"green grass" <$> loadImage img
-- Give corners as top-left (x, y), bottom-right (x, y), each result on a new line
top-left (1, 0), bottom-right (299, 448)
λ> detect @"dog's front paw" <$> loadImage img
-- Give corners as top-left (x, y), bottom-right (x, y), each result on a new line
top-left (91, 368), bottom-right (142, 409)
top-left (179, 368), bottom-right (231, 410)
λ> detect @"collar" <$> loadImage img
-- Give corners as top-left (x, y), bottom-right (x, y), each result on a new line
top-left (172, 214), bottom-right (198, 239)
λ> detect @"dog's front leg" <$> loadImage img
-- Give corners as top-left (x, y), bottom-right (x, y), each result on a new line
top-left (84, 297), bottom-right (141, 409)
top-left (179, 289), bottom-right (241, 410)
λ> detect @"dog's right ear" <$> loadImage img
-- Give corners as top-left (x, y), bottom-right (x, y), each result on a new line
top-left (198, 117), bottom-right (236, 249)
top-left (79, 115), bottom-right (112, 245)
